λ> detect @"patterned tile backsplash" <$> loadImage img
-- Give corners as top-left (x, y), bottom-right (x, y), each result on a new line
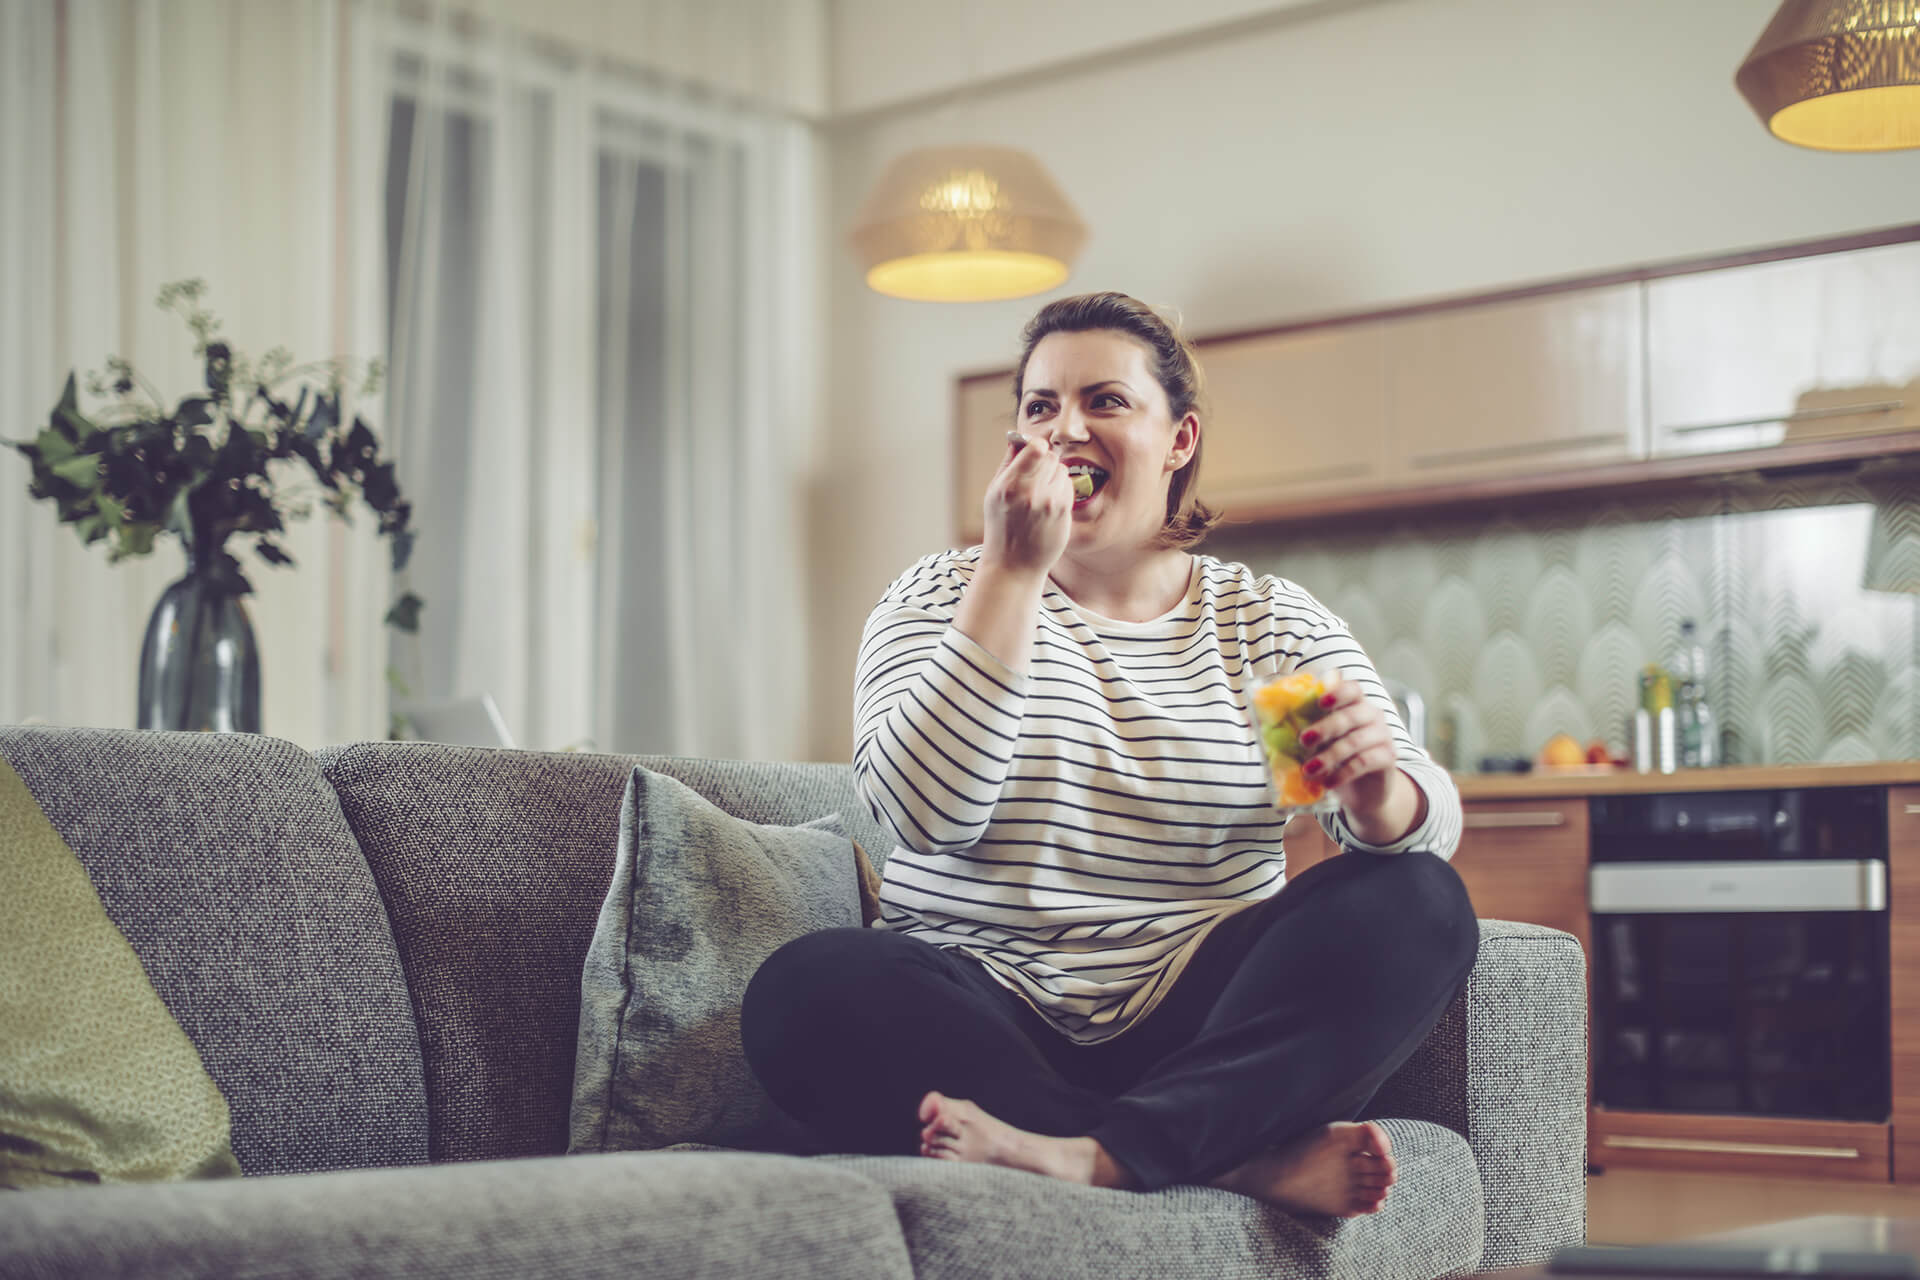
top-left (1206, 473), bottom-right (1920, 771)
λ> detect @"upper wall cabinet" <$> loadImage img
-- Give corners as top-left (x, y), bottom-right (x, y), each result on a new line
top-left (1195, 323), bottom-right (1388, 514)
top-left (948, 231), bottom-right (1920, 543)
top-left (1648, 241), bottom-right (1920, 458)
top-left (1380, 284), bottom-right (1647, 485)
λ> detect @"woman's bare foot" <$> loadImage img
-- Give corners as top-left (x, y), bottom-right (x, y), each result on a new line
top-left (1211, 1121), bottom-right (1397, 1218)
top-left (917, 1091), bottom-right (1131, 1187)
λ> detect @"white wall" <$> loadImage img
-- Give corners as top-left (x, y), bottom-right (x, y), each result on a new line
top-left (828, 0), bottom-right (1363, 117)
top-left (452, 0), bottom-right (830, 118)
top-left (808, 0), bottom-right (1920, 762)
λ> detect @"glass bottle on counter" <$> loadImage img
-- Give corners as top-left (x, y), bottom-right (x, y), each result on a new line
top-left (1669, 618), bottom-right (1717, 769)
top-left (1634, 666), bottom-right (1676, 774)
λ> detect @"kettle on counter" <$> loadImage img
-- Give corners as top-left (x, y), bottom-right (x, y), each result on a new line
top-left (1382, 677), bottom-right (1427, 754)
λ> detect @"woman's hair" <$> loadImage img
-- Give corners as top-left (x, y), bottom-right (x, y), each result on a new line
top-left (1012, 291), bottom-right (1222, 550)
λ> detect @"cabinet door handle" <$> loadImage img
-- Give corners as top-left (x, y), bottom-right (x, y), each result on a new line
top-left (1601, 1135), bottom-right (1859, 1160)
top-left (1665, 399), bottom-right (1904, 435)
top-left (1904, 804), bottom-right (1920, 816)
top-left (1410, 432), bottom-right (1621, 470)
top-left (1464, 811), bottom-right (1569, 829)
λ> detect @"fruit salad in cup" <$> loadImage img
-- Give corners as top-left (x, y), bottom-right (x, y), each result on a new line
top-left (1250, 671), bottom-right (1337, 815)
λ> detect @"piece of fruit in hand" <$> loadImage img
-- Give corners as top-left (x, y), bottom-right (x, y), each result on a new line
top-left (1275, 762), bottom-right (1322, 807)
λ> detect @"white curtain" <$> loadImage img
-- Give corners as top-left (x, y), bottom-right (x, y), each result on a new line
top-left (3, 0), bottom-right (821, 761)
top-left (364, 0), bottom-right (821, 759)
top-left (1, 0), bottom-right (382, 748)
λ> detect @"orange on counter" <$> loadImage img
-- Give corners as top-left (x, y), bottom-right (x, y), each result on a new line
top-left (1539, 733), bottom-right (1587, 768)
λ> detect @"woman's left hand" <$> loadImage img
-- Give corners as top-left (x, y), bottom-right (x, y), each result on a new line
top-left (1299, 676), bottom-right (1422, 837)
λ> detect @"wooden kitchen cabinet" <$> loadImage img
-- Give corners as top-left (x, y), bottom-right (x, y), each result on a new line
top-left (1380, 284), bottom-right (1646, 487)
top-left (1281, 812), bottom-right (1341, 877)
top-left (1193, 323), bottom-right (1388, 509)
top-left (1451, 799), bottom-right (1590, 953)
top-left (1647, 240), bottom-right (1920, 459)
top-left (1889, 786), bottom-right (1920, 1183)
top-left (951, 322), bottom-right (1391, 545)
top-left (1282, 798), bottom-right (1587, 951)
top-left (950, 230), bottom-right (1920, 543)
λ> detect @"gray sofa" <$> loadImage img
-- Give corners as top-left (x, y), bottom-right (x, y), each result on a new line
top-left (0, 726), bottom-right (1588, 1279)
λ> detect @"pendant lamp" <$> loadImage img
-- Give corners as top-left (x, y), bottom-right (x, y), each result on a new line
top-left (849, 145), bottom-right (1088, 302)
top-left (1736, 0), bottom-right (1920, 151)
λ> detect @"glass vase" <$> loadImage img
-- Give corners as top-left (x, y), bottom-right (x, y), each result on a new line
top-left (136, 536), bottom-right (261, 733)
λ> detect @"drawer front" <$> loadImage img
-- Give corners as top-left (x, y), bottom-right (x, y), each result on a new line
top-left (1455, 800), bottom-right (1588, 947)
top-left (1594, 1110), bottom-right (1890, 1182)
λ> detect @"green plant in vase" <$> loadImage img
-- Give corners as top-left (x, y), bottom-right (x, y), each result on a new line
top-left (7, 279), bottom-right (424, 738)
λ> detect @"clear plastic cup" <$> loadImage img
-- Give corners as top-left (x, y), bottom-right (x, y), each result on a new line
top-left (1248, 666), bottom-right (1340, 818)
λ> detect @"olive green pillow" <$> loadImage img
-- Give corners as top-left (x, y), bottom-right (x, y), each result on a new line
top-left (0, 756), bottom-right (241, 1189)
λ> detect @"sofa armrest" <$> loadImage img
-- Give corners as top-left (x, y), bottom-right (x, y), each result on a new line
top-left (0, 1151), bottom-right (914, 1280)
top-left (1361, 919), bottom-right (1587, 1273)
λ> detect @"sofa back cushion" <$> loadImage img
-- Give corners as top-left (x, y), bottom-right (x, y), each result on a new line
top-left (317, 743), bottom-right (882, 1163)
top-left (0, 727), bottom-right (429, 1176)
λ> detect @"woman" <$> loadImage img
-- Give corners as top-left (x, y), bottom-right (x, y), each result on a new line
top-left (742, 291), bottom-right (1475, 1218)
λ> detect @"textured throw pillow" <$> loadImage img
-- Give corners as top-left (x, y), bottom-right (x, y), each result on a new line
top-left (0, 756), bottom-right (242, 1189)
top-left (568, 764), bottom-right (865, 1155)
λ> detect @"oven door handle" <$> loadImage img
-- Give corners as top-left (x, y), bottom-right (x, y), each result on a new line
top-left (1589, 860), bottom-right (1886, 913)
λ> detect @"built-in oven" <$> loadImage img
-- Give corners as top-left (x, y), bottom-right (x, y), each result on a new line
top-left (1588, 787), bottom-right (1889, 1122)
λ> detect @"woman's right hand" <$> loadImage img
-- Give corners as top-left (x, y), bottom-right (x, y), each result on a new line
top-left (982, 432), bottom-right (1073, 577)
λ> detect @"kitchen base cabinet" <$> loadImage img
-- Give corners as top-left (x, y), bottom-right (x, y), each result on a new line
top-left (1888, 786), bottom-right (1920, 1184)
top-left (1284, 798), bottom-right (1589, 950)
top-left (1451, 801), bottom-right (1589, 954)
top-left (1281, 812), bottom-right (1341, 878)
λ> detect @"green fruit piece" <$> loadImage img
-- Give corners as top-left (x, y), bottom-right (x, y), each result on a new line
top-left (1262, 720), bottom-right (1301, 764)
top-left (1072, 472), bottom-right (1094, 500)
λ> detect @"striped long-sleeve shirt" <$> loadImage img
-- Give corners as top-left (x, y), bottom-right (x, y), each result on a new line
top-left (852, 547), bottom-right (1463, 1045)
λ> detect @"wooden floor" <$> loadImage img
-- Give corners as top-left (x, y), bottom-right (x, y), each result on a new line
top-left (1587, 1168), bottom-right (1920, 1244)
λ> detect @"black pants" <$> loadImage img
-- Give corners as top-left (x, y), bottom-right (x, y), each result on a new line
top-left (740, 848), bottom-right (1479, 1191)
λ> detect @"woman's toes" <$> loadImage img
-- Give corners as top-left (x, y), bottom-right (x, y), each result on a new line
top-left (918, 1091), bottom-right (943, 1125)
top-left (1356, 1121), bottom-right (1392, 1162)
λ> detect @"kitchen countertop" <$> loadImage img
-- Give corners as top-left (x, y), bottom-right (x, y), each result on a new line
top-left (1453, 760), bottom-right (1920, 800)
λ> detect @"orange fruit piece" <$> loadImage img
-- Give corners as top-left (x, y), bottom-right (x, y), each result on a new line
top-left (1276, 763), bottom-right (1325, 807)
top-left (1253, 672), bottom-right (1325, 721)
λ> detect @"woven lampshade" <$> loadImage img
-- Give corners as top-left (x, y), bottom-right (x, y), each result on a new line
top-left (848, 145), bottom-right (1088, 302)
top-left (1736, 0), bottom-right (1920, 151)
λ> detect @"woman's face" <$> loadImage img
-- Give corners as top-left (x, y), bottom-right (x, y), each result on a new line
top-left (1015, 329), bottom-right (1198, 554)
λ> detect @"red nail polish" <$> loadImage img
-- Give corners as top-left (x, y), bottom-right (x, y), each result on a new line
top-left (1304, 758), bottom-right (1323, 776)
top-left (1300, 730), bottom-right (1319, 747)
top-left (1320, 694), bottom-right (1337, 708)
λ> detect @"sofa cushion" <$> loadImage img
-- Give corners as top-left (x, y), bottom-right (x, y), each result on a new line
top-left (317, 743), bottom-right (883, 1162)
top-left (0, 727), bottom-right (428, 1177)
top-left (826, 1117), bottom-right (1482, 1280)
top-left (0, 756), bottom-right (240, 1188)
top-left (0, 1150), bottom-right (916, 1280)
top-left (569, 765), bottom-right (861, 1155)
